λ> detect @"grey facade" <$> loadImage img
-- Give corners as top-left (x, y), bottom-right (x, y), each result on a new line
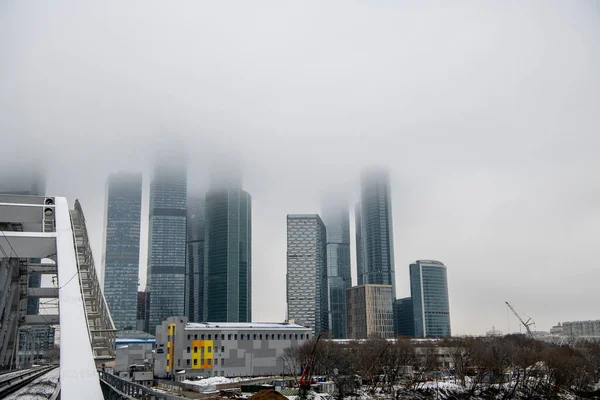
top-left (154, 317), bottom-right (312, 379)
top-left (346, 284), bottom-right (394, 339)
top-left (358, 168), bottom-right (396, 298)
top-left (355, 203), bottom-right (365, 286)
top-left (393, 297), bottom-right (414, 337)
top-left (146, 162), bottom-right (187, 334)
top-left (102, 172), bottom-right (142, 330)
top-left (286, 215), bottom-right (329, 334)
top-left (204, 186), bottom-right (252, 322)
top-left (186, 196), bottom-right (205, 323)
top-left (0, 165), bottom-right (46, 316)
top-left (321, 201), bottom-right (351, 339)
top-left (410, 260), bottom-right (451, 338)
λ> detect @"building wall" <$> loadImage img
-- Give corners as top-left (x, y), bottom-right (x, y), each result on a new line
top-left (115, 342), bottom-right (154, 373)
top-left (321, 201), bottom-right (351, 339)
top-left (359, 168), bottom-right (396, 298)
top-left (561, 320), bottom-right (600, 337)
top-left (394, 297), bottom-right (414, 337)
top-left (410, 260), bottom-right (451, 338)
top-left (103, 172), bottom-right (142, 330)
top-left (186, 196), bottom-right (205, 323)
top-left (154, 317), bottom-right (312, 379)
top-left (346, 284), bottom-right (394, 339)
top-left (286, 215), bottom-right (329, 334)
top-left (147, 163), bottom-right (187, 333)
top-left (204, 188), bottom-right (252, 322)
top-left (355, 204), bottom-right (365, 286)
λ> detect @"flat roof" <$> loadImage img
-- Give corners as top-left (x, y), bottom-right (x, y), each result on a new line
top-left (185, 322), bottom-right (310, 330)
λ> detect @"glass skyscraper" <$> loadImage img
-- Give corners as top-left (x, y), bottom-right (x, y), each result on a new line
top-left (410, 260), bottom-right (451, 338)
top-left (357, 168), bottom-right (396, 298)
top-left (102, 172), bottom-right (142, 330)
top-left (393, 297), bottom-right (414, 337)
top-left (321, 200), bottom-right (351, 339)
top-left (204, 184), bottom-right (252, 322)
top-left (146, 161), bottom-right (187, 333)
top-left (286, 214), bottom-right (329, 334)
top-left (185, 195), bottom-right (205, 323)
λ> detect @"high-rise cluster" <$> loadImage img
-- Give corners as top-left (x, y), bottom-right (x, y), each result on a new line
top-left (286, 167), bottom-right (452, 339)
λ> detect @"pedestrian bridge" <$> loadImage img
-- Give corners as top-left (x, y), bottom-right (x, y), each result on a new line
top-left (0, 195), bottom-right (115, 399)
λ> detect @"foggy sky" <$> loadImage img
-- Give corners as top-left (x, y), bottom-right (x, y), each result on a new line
top-left (1, 1), bottom-right (599, 335)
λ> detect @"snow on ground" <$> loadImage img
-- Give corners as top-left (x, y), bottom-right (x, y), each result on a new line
top-left (0, 368), bottom-right (36, 383)
top-left (5, 367), bottom-right (60, 400)
top-left (182, 376), bottom-right (241, 387)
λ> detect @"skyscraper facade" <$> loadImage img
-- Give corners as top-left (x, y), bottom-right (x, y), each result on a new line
top-left (393, 297), bottom-right (414, 337)
top-left (321, 200), bottom-right (351, 339)
top-left (355, 204), bottom-right (365, 286)
top-left (146, 161), bottom-right (187, 333)
top-left (185, 195), bottom-right (205, 323)
top-left (204, 186), bottom-right (252, 322)
top-left (346, 284), bottom-right (394, 339)
top-left (102, 172), bottom-right (142, 330)
top-left (410, 260), bottom-right (451, 338)
top-left (358, 168), bottom-right (396, 298)
top-left (0, 165), bottom-right (46, 316)
top-left (286, 215), bottom-right (328, 334)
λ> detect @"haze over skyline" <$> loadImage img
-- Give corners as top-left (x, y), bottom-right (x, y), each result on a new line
top-left (1, 1), bottom-right (599, 336)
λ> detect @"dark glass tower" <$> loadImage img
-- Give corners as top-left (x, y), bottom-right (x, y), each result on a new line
top-left (321, 200), bottom-right (351, 339)
top-left (355, 203), bottom-right (365, 286)
top-left (146, 160), bottom-right (187, 333)
top-left (410, 260), bottom-right (451, 338)
top-left (185, 195), bottom-right (205, 323)
top-left (358, 168), bottom-right (396, 298)
top-left (204, 182), bottom-right (252, 322)
top-left (393, 297), bottom-right (414, 337)
top-left (102, 172), bottom-right (142, 330)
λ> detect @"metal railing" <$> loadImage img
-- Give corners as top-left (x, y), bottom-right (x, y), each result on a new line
top-left (98, 370), bottom-right (185, 400)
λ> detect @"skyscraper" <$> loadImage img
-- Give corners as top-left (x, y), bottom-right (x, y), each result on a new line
top-left (410, 260), bottom-right (451, 338)
top-left (102, 172), bottom-right (142, 330)
top-left (286, 214), bottom-right (328, 334)
top-left (321, 200), bottom-right (351, 339)
top-left (204, 180), bottom-right (252, 322)
top-left (346, 284), bottom-right (394, 339)
top-left (393, 297), bottom-right (414, 337)
top-left (185, 195), bottom-right (205, 323)
top-left (355, 203), bottom-right (365, 286)
top-left (146, 160), bottom-right (187, 333)
top-left (357, 168), bottom-right (396, 298)
top-left (0, 164), bottom-right (46, 316)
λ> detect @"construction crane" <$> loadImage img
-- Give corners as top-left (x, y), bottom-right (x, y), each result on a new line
top-left (299, 333), bottom-right (322, 400)
top-left (505, 302), bottom-right (536, 338)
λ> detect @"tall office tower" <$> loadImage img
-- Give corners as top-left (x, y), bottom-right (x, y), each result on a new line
top-left (286, 215), bottom-right (328, 334)
top-left (146, 160), bottom-right (187, 333)
top-left (393, 297), bottom-right (414, 337)
top-left (321, 200), bottom-right (351, 339)
top-left (355, 204), bottom-right (365, 286)
top-left (0, 165), bottom-right (46, 315)
top-left (185, 196), bottom-right (205, 323)
top-left (346, 284), bottom-right (394, 339)
top-left (358, 168), bottom-right (396, 298)
top-left (410, 260), bottom-right (451, 338)
top-left (204, 178), bottom-right (252, 322)
top-left (102, 172), bottom-right (142, 330)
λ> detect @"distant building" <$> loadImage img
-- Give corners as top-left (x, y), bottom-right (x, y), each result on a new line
top-left (17, 325), bottom-right (55, 367)
top-left (410, 260), bottom-right (451, 338)
top-left (321, 199), bottom-right (351, 339)
top-left (555, 320), bottom-right (600, 338)
top-left (186, 195), bottom-right (205, 323)
top-left (393, 297), bottom-right (414, 337)
top-left (346, 284), bottom-right (394, 339)
top-left (102, 172), bottom-right (142, 330)
top-left (286, 214), bottom-right (329, 334)
top-left (0, 165), bottom-right (46, 316)
top-left (154, 317), bottom-right (312, 379)
top-left (357, 168), bottom-right (396, 298)
top-left (204, 180), bottom-right (252, 323)
top-left (137, 291), bottom-right (147, 332)
top-left (354, 203), bottom-right (365, 286)
top-left (146, 159), bottom-right (187, 333)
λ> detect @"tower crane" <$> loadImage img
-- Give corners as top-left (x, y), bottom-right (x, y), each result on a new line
top-left (505, 302), bottom-right (536, 338)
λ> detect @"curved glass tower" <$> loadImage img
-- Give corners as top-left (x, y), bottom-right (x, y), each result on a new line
top-left (410, 260), bottom-right (451, 338)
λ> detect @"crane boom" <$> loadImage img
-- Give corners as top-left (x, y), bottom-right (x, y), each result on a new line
top-left (505, 301), bottom-right (535, 338)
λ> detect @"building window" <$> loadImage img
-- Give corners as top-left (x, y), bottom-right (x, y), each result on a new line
top-left (295, 334), bottom-right (298, 340)
top-left (277, 334), bottom-right (281, 340)
top-left (187, 335), bottom-right (191, 340)
top-left (300, 334), bottom-right (304, 340)
top-left (215, 358), bottom-right (218, 365)
top-left (272, 334), bottom-right (275, 340)
top-left (221, 334), bottom-right (225, 340)
top-left (283, 334), bottom-right (287, 339)
top-left (259, 334), bottom-right (263, 340)
top-left (194, 334), bottom-right (198, 340)
top-left (178, 360), bottom-right (180, 366)
top-left (208, 334), bottom-right (212, 340)
top-left (201, 334), bottom-right (205, 340)
top-left (234, 334), bottom-right (238, 340)
top-left (208, 359), bottom-right (212, 365)
top-left (187, 347), bottom-right (190, 353)
top-left (194, 346), bottom-right (198, 353)
top-left (221, 358), bottom-right (224, 366)
top-left (193, 359), bottom-right (197, 366)
top-left (253, 334), bottom-right (257, 340)
top-left (221, 346), bottom-right (224, 352)
top-left (208, 346), bottom-right (212, 353)
top-left (187, 359), bottom-right (190, 365)
top-left (228, 334), bottom-right (232, 340)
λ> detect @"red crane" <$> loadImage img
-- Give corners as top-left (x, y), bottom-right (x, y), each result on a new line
top-left (299, 333), bottom-right (322, 399)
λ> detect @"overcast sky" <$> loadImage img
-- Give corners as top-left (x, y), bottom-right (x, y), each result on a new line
top-left (1, 1), bottom-right (599, 336)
